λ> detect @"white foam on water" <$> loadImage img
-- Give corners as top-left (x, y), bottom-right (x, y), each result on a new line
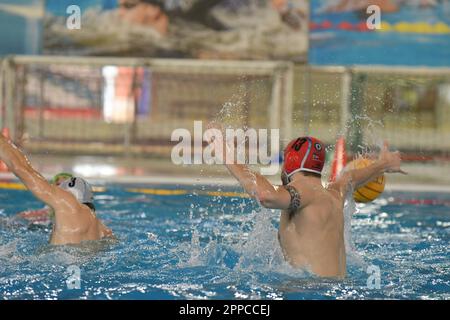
top-left (0, 240), bottom-right (18, 259)
top-left (233, 209), bottom-right (284, 271)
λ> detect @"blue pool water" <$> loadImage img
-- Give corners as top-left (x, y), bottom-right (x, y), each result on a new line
top-left (0, 184), bottom-right (449, 300)
top-left (309, 1), bottom-right (450, 67)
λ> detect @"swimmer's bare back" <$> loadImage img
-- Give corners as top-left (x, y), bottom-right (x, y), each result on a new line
top-left (277, 141), bottom-right (406, 277)
top-left (0, 133), bottom-right (113, 245)
top-left (278, 180), bottom-right (347, 278)
top-left (50, 203), bottom-right (113, 245)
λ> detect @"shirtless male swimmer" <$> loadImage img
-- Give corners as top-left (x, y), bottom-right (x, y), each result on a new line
top-left (210, 134), bottom-right (406, 278)
top-left (0, 133), bottom-right (113, 245)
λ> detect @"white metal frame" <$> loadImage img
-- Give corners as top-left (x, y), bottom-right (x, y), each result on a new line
top-left (0, 55), bottom-right (295, 143)
top-left (2, 55), bottom-right (450, 151)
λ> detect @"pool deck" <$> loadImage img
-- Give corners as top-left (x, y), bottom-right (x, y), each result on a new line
top-left (0, 154), bottom-right (449, 193)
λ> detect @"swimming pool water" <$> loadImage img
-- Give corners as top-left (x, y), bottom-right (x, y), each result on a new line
top-left (0, 184), bottom-right (449, 300)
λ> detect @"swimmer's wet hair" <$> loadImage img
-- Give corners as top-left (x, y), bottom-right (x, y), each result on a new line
top-left (83, 203), bottom-right (96, 212)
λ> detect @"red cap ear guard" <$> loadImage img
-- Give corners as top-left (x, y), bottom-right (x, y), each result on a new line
top-left (282, 137), bottom-right (326, 179)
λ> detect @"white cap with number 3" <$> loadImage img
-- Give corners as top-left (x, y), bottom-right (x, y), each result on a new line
top-left (59, 177), bottom-right (94, 204)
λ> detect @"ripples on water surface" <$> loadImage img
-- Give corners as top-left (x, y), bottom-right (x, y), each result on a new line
top-left (0, 186), bottom-right (449, 299)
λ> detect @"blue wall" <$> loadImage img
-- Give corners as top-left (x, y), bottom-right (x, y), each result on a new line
top-left (0, 0), bottom-right (43, 56)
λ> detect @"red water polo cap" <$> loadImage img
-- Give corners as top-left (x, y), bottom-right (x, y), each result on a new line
top-left (283, 137), bottom-right (326, 177)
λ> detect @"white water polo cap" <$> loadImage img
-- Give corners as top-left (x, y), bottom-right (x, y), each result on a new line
top-left (59, 177), bottom-right (94, 204)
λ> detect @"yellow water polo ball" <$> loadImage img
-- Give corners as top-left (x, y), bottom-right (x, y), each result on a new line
top-left (347, 158), bottom-right (385, 203)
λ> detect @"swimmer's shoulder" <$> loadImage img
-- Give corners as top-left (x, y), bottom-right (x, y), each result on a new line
top-left (325, 182), bottom-right (347, 201)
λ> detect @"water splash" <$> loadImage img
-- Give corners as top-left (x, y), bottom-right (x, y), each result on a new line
top-left (234, 209), bottom-right (284, 272)
top-left (179, 203), bottom-right (311, 279)
top-left (343, 190), bottom-right (366, 267)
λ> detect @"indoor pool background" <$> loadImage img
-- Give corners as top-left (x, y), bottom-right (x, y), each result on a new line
top-left (0, 183), bottom-right (449, 300)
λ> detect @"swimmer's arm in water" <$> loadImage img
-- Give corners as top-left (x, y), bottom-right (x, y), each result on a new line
top-left (330, 141), bottom-right (407, 194)
top-left (0, 134), bottom-right (80, 213)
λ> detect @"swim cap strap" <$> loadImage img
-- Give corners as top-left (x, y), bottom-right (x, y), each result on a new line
top-left (300, 137), bottom-right (313, 171)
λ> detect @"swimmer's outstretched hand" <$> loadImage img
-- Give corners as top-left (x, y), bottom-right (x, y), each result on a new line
top-left (379, 141), bottom-right (408, 175)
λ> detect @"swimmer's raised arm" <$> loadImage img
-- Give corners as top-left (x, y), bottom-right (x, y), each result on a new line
top-left (0, 134), bottom-right (79, 212)
top-left (331, 141), bottom-right (407, 194)
top-left (205, 125), bottom-right (290, 209)
top-left (225, 163), bottom-right (291, 209)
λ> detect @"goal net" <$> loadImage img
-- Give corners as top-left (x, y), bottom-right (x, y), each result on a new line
top-left (0, 56), bottom-right (293, 156)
